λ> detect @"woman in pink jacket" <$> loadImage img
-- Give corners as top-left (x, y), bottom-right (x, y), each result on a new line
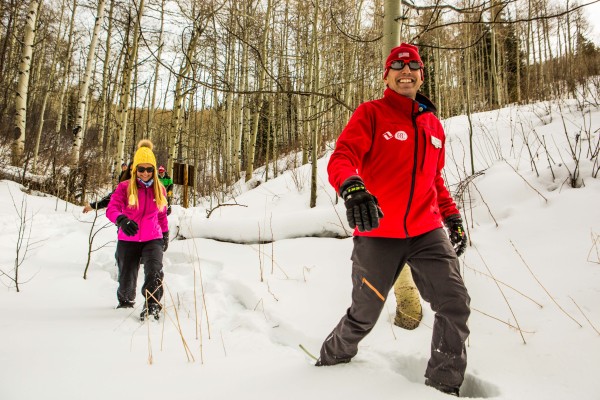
top-left (106, 140), bottom-right (169, 321)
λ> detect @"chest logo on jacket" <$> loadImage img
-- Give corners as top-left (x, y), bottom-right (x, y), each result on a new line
top-left (383, 131), bottom-right (408, 141)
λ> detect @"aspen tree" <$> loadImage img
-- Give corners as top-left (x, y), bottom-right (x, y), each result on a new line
top-left (115, 0), bottom-right (145, 167)
top-left (147, 0), bottom-right (165, 140)
top-left (55, 0), bottom-right (76, 137)
top-left (71, 0), bottom-right (106, 165)
top-left (490, 0), bottom-right (502, 107)
top-left (33, 0), bottom-right (67, 172)
top-left (98, 0), bottom-right (114, 152)
top-left (12, 0), bottom-right (40, 165)
top-left (167, 12), bottom-right (201, 173)
top-left (245, 0), bottom-right (273, 182)
top-left (0, 0), bottom-right (19, 123)
top-left (308, 0), bottom-right (319, 208)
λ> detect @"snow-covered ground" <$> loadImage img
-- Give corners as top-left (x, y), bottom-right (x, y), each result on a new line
top-left (1, 98), bottom-right (599, 399)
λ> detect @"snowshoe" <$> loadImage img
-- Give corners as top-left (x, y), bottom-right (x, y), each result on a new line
top-left (140, 303), bottom-right (161, 321)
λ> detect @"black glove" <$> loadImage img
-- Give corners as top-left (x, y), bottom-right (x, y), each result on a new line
top-left (166, 205), bottom-right (172, 216)
top-left (162, 231), bottom-right (169, 252)
top-left (340, 178), bottom-right (384, 232)
top-left (116, 215), bottom-right (139, 236)
top-left (445, 214), bottom-right (467, 256)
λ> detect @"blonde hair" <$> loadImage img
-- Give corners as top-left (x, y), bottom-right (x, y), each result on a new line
top-left (127, 140), bottom-right (168, 211)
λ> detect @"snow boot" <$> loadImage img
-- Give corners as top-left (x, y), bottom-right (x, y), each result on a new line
top-left (140, 303), bottom-right (161, 321)
top-left (116, 301), bottom-right (135, 309)
top-left (425, 378), bottom-right (460, 397)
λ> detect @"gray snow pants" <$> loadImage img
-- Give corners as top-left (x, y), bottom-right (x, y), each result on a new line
top-left (115, 239), bottom-right (164, 306)
top-left (318, 228), bottom-right (471, 388)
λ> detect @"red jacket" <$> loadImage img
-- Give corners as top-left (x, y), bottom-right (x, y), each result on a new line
top-left (328, 88), bottom-right (459, 238)
top-left (106, 180), bottom-right (169, 242)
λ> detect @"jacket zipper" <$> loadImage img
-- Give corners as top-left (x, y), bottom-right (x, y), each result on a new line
top-left (140, 184), bottom-right (148, 242)
top-left (403, 104), bottom-right (420, 237)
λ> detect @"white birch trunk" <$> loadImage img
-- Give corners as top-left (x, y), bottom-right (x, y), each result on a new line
top-left (70, 0), bottom-right (106, 165)
top-left (55, 0), bottom-right (77, 136)
top-left (115, 0), bottom-right (145, 166)
top-left (244, 0), bottom-right (272, 182)
top-left (11, 0), bottom-right (40, 165)
top-left (382, 0), bottom-right (402, 63)
top-left (98, 0), bottom-right (114, 151)
top-left (147, 0), bottom-right (165, 140)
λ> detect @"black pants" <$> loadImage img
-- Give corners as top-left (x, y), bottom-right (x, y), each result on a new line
top-left (319, 229), bottom-right (471, 388)
top-left (115, 239), bottom-right (164, 306)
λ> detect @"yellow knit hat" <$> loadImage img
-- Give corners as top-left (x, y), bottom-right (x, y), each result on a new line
top-left (132, 139), bottom-right (157, 172)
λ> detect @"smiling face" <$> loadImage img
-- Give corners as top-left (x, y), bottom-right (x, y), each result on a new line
top-left (384, 62), bottom-right (423, 100)
top-left (136, 163), bottom-right (154, 182)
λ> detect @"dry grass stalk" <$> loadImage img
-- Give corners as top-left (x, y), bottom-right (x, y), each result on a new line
top-left (474, 245), bottom-right (527, 344)
top-left (164, 284), bottom-right (195, 362)
top-left (220, 330), bottom-right (227, 357)
top-left (510, 240), bottom-right (583, 328)
top-left (267, 280), bottom-right (279, 302)
top-left (187, 238), bottom-right (211, 339)
top-left (587, 230), bottom-right (600, 264)
top-left (194, 267), bottom-right (199, 339)
top-left (145, 291), bottom-right (153, 365)
top-left (471, 181), bottom-right (499, 227)
top-left (270, 215), bottom-right (274, 275)
top-left (471, 307), bottom-right (535, 334)
top-left (386, 304), bottom-right (397, 340)
top-left (504, 161), bottom-right (548, 203)
top-left (247, 243), bottom-right (289, 279)
top-left (569, 296), bottom-right (600, 335)
top-left (463, 262), bottom-right (544, 308)
top-left (317, 174), bottom-right (353, 236)
top-left (257, 223), bottom-right (263, 282)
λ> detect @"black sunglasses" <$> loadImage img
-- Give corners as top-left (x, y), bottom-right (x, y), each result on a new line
top-left (137, 166), bottom-right (155, 173)
top-left (390, 60), bottom-right (422, 71)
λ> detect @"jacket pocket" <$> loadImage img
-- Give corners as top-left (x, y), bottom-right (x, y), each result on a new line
top-left (421, 129), bottom-right (442, 176)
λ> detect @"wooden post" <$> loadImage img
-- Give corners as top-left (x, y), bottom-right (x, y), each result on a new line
top-left (183, 164), bottom-right (189, 208)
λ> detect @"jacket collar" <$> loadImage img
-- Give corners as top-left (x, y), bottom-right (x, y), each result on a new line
top-left (383, 88), bottom-right (438, 116)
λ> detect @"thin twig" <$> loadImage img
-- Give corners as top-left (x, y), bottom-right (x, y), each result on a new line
top-left (471, 307), bottom-right (535, 334)
top-left (510, 240), bottom-right (582, 328)
top-left (569, 297), bottom-right (600, 335)
top-left (504, 160), bottom-right (548, 202)
top-left (463, 262), bottom-right (543, 308)
top-left (471, 181), bottom-right (499, 227)
top-left (164, 284), bottom-right (195, 362)
top-left (220, 330), bottom-right (227, 357)
top-left (474, 245), bottom-right (527, 344)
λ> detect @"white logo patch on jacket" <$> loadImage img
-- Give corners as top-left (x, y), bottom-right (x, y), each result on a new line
top-left (431, 135), bottom-right (442, 148)
top-left (395, 131), bottom-right (408, 141)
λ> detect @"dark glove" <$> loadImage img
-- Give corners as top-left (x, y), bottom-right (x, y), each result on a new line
top-left (162, 231), bottom-right (169, 252)
top-left (445, 214), bottom-right (467, 256)
top-left (116, 215), bottom-right (139, 236)
top-left (166, 205), bottom-right (172, 216)
top-left (340, 178), bottom-right (384, 232)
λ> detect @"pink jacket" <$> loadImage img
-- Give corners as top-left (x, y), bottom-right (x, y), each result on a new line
top-left (328, 88), bottom-right (459, 238)
top-left (106, 180), bottom-right (169, 242)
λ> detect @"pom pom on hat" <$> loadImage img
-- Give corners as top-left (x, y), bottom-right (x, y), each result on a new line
top-left (383, 43), bottom-right (424, 80)
top-left (132, 139), bottom-right (157, 171)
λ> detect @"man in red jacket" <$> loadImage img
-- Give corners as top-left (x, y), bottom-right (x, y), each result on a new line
top-left (316, 43), bottom-right (470, 397)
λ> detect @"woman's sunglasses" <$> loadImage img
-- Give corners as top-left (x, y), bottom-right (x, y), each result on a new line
top-left (390, 60), bottom-right (422, 71)
top-left (137, 166), bottom-right (155, 173)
